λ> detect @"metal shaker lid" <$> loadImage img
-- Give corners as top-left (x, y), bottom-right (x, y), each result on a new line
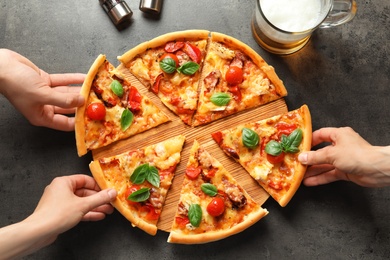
top-left (139, 0), bottom-right (163, 15)
top-left (100, 0), bottom-right (133, 25)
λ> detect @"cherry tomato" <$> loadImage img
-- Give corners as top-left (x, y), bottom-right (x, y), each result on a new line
top-left (175, 216), bottom-right (190, 228)
top-left (128, 86), bottom-right (142, 111)
top-left (164, 41), bottom-right (185, 53)
top-left (207, 197), bottom-right (225, 217)
top-left (125, 185), bottom-right (141, 206)
top-left (185, 166), bottom-right (202, 180)
top-left (266, 152), bottom-right (285, 164)
top-left (86, 102), bottom-right (106, 121)
top-left (183, 42), bottom-right (202, 64)
top-left (142, 205), bottom-right (160, 221)
top-left (225, 66), bottom-right (244, 85)
top-left (275, 122), bottom-right (297, 138)
top-left (228, 86), bottom-right (242, 102)
top-left (151, 74), bottom-right (163, 94)
top-left (211, 131), bottom-right (223, 145)
top-left (160, 53), bottom-right (179, 67)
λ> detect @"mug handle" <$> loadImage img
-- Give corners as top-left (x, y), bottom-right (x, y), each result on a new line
top-left (320, 0), bottom-right (358, 28)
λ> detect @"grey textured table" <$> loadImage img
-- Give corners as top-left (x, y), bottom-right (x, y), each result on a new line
top-left (1, 1), bottom-right (389, 259)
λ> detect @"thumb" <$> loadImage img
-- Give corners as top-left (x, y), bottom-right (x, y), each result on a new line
top-left (83, 188), bottom-right (117, 211)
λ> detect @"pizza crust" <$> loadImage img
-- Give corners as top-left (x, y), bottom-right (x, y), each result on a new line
top-left (75, 54), bottom-right (106, 157)
top-left (210, 32), bottom-right (287, 98)
top-left (168, 206), bottom-right (268, 244)
top-left (118, 30), bottom-right (210, 65)
top-left (89, 160), bottom-right (158, 235)
top-left (278, 104), bottom-right (312, 207)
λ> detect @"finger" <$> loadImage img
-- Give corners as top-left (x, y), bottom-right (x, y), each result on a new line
top-left (298, 146), bottom-right (334, 166)
top-left (81, 189), bottom-right (117, 213)
top-left (40, 90), bottom-right (85, 109)
top-left (311, 127), bottom-right (339, 147)
top-left (303, 169), bottom-right (341, 186)
top-left (304, 164), bottom-right (336, 178)
top-left (52, 86), bottom-right (82, 94)
top-left (53, 106), bottom-right (76, 115)
top-left (69, 174), bottom-right (101, 191)
top-left (81, 211), bottom-right (108, 222)
top-left (42, 114), bottom-right (76, 132)
top-left (49, 73), bottom-right (86, 87)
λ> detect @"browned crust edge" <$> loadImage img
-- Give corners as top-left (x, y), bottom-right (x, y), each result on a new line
top-left (210, 32), bottom-right (288, 98)
top-left (167, 205), bottom-right (268, 244)
top-left (278, 104), bottom-right (312, 207)
top-left (117, 30), bottom-right (211, 65)
top-left (89, 160), bottom-right (158, 235)
top-left (75, 54), bottom-right (106, 157)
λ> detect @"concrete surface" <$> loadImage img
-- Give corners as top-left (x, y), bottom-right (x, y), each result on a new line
top-left (0, 0), bottom-right (389, 259)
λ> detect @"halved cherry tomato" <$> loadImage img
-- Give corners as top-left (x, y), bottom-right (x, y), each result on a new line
top-left (183, 42), bottom-right (202, 64)
top-left (275, 122), bottom-right (297, 138)
top-left (142, 205), bottom-right (160, 221)
top-left (266, 152), bottom-right (285, 164)
top-left (175, 216), bottom-right (190, 228)
top-left (225, 66), bottom-right (243, 85)
top-left (207, 197), bottom-right (225, 217)
top-left (151, 74), bottom-right (163, 94)
top-left (128, 86), bottom-right (142, 111)
top-left (164, 41), bottom-right (185, 53)
top-left (160, 53), bottom-right (180, 68)
top-left (185, 166), bottom-right (202, 180)
top-left (211, 131), bottom-right (223, 145)
top-left (125, 185), bottom-right (141, 206)
top-left (86, 102), bottom-right (106, 121)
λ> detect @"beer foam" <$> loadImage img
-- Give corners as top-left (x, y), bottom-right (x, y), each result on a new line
top-left (260, 0), bottom-right (321, 32)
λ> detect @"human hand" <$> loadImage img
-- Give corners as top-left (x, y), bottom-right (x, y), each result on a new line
top-left (0, 49), bottom-right (85, 131)
top-left (298, 127), bottom-right (390, 187)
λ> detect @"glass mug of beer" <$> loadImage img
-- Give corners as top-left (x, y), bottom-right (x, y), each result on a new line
top-left (251, 0), bottom-right (357, 55)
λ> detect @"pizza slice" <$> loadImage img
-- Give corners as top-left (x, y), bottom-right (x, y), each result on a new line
top-left (75, 54), bottom-right (170, 156)
top-left (168, 140), bottom-right (268, 244)
top-left (89, 135), bottom-right (186, 235)
top-left (192, 32), bottom-right (288, 126)
top-left (211, 105), bottom-right (312, 207)
top-left (117, 30), bottom-right (210, 125)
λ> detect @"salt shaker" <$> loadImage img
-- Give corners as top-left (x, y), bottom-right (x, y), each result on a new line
top-left (99, 0), bottom-right (133, 25)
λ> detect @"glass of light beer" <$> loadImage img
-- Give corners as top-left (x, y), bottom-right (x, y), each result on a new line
top-left (251, 0), bottom-right (357, 55)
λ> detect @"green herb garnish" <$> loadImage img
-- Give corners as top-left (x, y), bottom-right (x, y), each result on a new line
top-left (242, 128), bottom-right (260, 149)
top-left (265, 128), bottom-right (303, 156)
top-left (188, 204), bottom-right (202, 227)
top-left (177, 61), bottom-right (200, 75)
top-left (201, 183), bottom-right (218, 197)
top-left (130, 163), bottom-right (160, 188)
top-left (120, 108), bottom-right (133, 131)
top-left (159, 58), bottom-right (177, 74)
top-left (127, 187), bottom-right (150, 202)
top-left (210, 93), bottom-right (231, 106)
top-left (110, 80), bottom-right (124, 97)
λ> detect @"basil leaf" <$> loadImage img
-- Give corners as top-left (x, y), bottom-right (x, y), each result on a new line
top-left (210, 93), bottom-right (231, 106)
top-left (177, 61), bottom-right (200, 75)
top-left (110, 80), bottom-right (124, 97)
top-left (201, 183), bottom-right (218, 197)
top-left (159, 58), bottom-right (176, 74)
top-left (287, 129), bottom-right (303, 151)
top-left (121, 108), bottom-right (133, 131)
top-left (265, 140), bottom-right (283, 156)
top-left (128, 187), bottom-right (150, 202)
top-left (242, 128), bottom-right (260, 149)
top-left (188, 204), bottom-right (202, 227)
top-left (130, 163), bottom-right (149, 184)
top-left (146, 165), bottom-right (160, 188)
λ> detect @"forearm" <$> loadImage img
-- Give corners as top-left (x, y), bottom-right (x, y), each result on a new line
top-left (369, 146), bottom-right (390, 186)
top-left (0, 215), bottom-right (56, 259)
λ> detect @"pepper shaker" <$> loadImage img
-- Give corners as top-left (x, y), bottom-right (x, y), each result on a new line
top-left (139, 0), bottom-right (163, 15)
top-left (99, 0), bottom-right (133, 25)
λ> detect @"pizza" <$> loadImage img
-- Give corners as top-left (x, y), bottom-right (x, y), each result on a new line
top-left (117, 30), bottom-right (209, 125)
top-left (89, 135), bottom-right (186, 235)
top-left (211, 105), bottom-right (312, 207)
top-left (168, 140), bottom-right (268, 244)
top-left (116, 30), bottom-right (287, 126)
top-left (75, 54), bottom-right (170, 156)
top-left (192, 32), bottom-right (287, 126)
